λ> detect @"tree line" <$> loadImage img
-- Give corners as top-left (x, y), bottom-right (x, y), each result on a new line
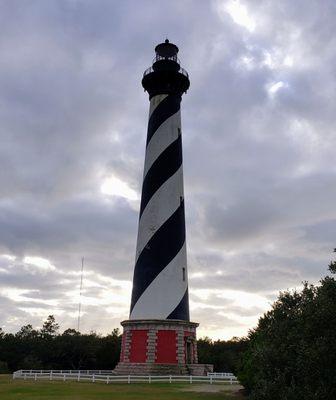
top-left (0, 315), bottom-right (246, 373)
top-left (0, 318), bottom-right (121, 373)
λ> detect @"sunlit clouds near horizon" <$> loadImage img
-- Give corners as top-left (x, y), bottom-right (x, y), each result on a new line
top-left (0, 0), bottom-right (336, 340)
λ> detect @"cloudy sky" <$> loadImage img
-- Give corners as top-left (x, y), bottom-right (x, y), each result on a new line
top-left (1, 0), bottom-right (335, 340)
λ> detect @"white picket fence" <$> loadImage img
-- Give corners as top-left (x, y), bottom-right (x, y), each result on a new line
top-left (208, 372), bottom-right (235, 378)
top-left (13, 370), bottom-right (238, 385)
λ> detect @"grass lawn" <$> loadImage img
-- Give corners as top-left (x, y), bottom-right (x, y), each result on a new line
top-left (0, 375), bottom-right (244, 400)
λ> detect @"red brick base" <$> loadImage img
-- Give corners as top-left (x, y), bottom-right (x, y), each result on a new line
top-left (114, 319), bottom-right (213, 375)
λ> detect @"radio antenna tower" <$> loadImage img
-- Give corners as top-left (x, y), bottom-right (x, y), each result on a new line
top-left (77, 257), bottom-right (84, 332)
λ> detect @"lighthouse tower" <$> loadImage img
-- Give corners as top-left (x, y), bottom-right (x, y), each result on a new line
top-left (114, 40), bottom-right (212, 376)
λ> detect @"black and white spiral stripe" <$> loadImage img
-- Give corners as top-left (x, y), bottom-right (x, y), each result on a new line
top-left (130, 94), bottom-right (190, 321)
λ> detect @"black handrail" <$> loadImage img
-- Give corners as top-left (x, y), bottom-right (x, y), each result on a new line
top-left (152, 54), bottom-right (181, 64)
top-left (143, 66), bottom-right (189, 78)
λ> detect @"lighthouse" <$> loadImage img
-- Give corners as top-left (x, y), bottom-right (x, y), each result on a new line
top-left (114, 40), bottom-right (212, 375)
top-left (131, 39), bottom-right (189, 321)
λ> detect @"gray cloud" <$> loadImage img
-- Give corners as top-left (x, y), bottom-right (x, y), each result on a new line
top-left (0, 0), bottom-right (335, 339)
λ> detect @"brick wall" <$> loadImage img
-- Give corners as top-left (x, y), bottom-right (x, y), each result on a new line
top-left (119, 320), bottom-right (199, 365)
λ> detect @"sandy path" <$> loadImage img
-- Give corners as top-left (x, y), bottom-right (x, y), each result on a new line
top-left (180, 384), bottom-right (244, 393)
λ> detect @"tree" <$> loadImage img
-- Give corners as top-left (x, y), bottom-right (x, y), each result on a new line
top-left (95, 329), bottom-right (121, 369)
top-left (197, 336), bottom-right (213, 365)
top-left (40, 315), bottom-right (59, 337)
top-left (197, 336), bottom-right (248, 373)
top-left (0, 360), bottom-right (9, 373)
top-left (238, 252), bottom-right (336, 400)
top-left (16, 324), bottom-right (38, 339)
top-left (328, 248), bottom-right (336, 274)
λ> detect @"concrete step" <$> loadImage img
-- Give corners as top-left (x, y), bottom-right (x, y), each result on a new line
top-left (113, 362), bottom-right (213, 376)
top-left (113, 362), bottom-right (188, 376)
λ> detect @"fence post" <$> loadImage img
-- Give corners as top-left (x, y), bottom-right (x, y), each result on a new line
top-left (210, 376), bottom-right (213, 385)
top-left (77, 371), bottom-right (80, 382)
top-left (92, 374), bottom-right (95, 383)
top-left (169, 375), bottom-right (172, 384)
top-left (106, 376), bottom-right (109, 384)
top-left (189, 375), bottom-right (192, 384)
top-left (149, 375), bottom-right (151, 384)
top-left (230, 377), bottom-right (232, 385)
top-left (35, 373), bottom-right (37, 381)
top-left (63, 374), bottom-right (66, 381)
top-left (128, 375), bottom-right (130, 384)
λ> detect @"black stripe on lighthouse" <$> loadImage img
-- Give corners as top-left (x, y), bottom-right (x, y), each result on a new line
top-left (146, 95), bottom-right (181, 145)
top-left (130, 93), bottom-right (189, 321)
top-left (139, 136), bottom-right (182, 216)
top-left (168, 288), bottom-right (190, 320)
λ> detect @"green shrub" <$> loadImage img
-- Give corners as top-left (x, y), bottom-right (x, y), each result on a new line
top-left (238, 267), bottom-right (336, 400)
top-left (0, 360), bottom-right (9, 373)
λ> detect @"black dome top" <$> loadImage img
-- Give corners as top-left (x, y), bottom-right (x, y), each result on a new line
top-left (155, 39), bottom-right (179, 58)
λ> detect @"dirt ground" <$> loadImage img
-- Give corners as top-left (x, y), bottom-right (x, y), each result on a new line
top-left (180, 384), bottom-right (244, 393)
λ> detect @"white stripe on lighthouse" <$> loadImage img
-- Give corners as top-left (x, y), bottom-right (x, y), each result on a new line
top-left (130, 243), bottom-right (187, 320)
top-left (135, 167), bottom-right (183, 261)
top-left (149, 94), bottom-right (168, 117)
top-left (144, 110), bottom-right (181, 177)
